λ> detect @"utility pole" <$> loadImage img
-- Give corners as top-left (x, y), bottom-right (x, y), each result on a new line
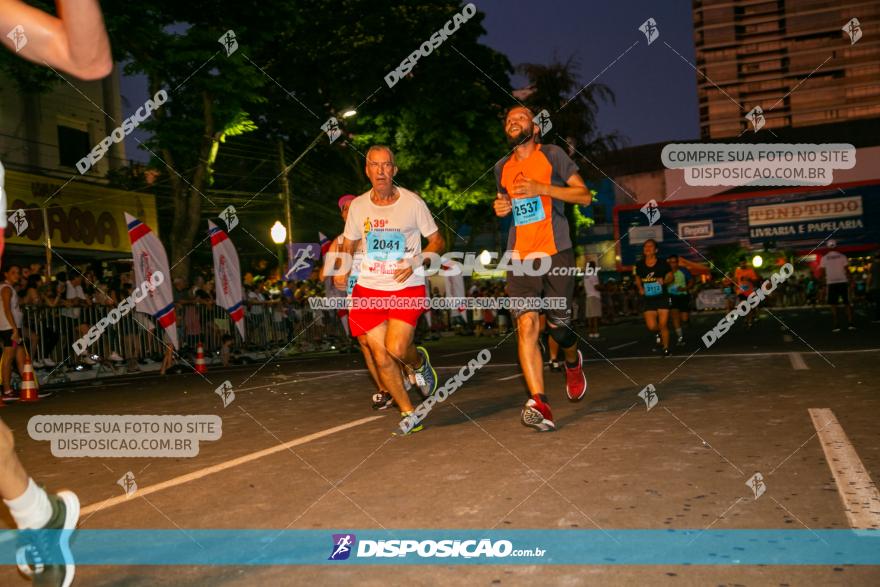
top-left (277, 139), bottom-right (294, 270)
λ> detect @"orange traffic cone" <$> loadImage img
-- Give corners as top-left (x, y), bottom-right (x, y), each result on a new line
top-left (194, 342), bottom-right (208, 374)
top-left (20, 352), bottom-right (39, 403)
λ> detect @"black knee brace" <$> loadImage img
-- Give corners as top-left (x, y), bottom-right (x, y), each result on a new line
top-left (547, 319), bottom-right (577, 348)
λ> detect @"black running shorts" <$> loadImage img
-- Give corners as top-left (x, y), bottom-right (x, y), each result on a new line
top-left (506, 248), bottom-right (574, 327)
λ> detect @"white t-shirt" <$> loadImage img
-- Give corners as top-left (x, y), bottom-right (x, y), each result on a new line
top-left (247, 290), bottom-right (265, 314)
top-left (343, 187), bottom-right (438, 291)
top-left (820, 251), bottom-right (849, 284)
top-left (62, 281), bottom-right (86, 320)
top-left (584, 274), bottom-right (601, 298)
top-left (0, 282), bottom-right (22, 330)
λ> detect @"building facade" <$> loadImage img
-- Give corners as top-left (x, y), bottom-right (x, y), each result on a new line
top-left (693, 0), bottom-right (880, 139)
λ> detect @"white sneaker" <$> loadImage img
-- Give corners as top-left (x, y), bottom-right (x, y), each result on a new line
top-left (42, 358), bottom-right (57, 367)
top-left (31, 359), bottom-right (45, 369)
top-left (81, 355), bottom-right (96, 365)
top-left (109, 351), bottom-right (124, 362)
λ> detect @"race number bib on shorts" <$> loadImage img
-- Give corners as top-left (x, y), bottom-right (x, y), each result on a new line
top-left (366, 231), bottom-right (405, 261)
top-left (644, 281), bottom-right (662, 297)
top-left (346, 275), bottom-right (358, 295)
top-left (512, 196), bottom-right (545, 226)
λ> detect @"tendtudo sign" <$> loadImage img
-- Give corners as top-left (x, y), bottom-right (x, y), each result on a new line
top-left (3, 170), bottom-right (158, 253)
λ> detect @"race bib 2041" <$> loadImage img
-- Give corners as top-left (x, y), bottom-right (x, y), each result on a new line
top-left (366, 230), bottom-right (405, 261)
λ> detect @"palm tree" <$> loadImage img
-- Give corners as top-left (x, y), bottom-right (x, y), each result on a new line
top-left (516, 55), bottom-right (624, 174)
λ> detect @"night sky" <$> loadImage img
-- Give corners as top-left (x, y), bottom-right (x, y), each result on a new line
top-left (480, 0), bottom-right (700, 146)
top-left (121, 1), bottom-right (701, 162)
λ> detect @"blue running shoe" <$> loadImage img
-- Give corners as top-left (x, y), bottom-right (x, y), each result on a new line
top-left (16, 490), bottom-right (79, 587)
top-left (413, 346), bottom-right (438, 398)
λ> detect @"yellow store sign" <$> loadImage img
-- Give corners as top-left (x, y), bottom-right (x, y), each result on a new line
top-left (3, 170), bottom-right (158, 253)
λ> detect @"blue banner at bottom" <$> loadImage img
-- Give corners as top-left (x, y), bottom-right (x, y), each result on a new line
top-left (1, 530), bottom-right (878, 565)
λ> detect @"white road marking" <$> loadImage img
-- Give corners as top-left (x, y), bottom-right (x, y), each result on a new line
top-left (497, 373), bottom-right (524, 381)
top-left (788, 352), bottom-right (808, 370)
top-left (608, 340), bottom-right (639, 350)
top-left (808, 408), bottom-right (880, 529)
top-left (80, 415), bottom-right (384, 516)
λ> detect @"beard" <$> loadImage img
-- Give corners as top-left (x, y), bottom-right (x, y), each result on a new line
top-left (506, 125), bottom-right (534, 147)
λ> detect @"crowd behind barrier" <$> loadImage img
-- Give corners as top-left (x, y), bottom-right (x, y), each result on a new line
top-left (18, 301), bottom-right (347, 377)
top-left (0, 260), bottom-right (876, 386)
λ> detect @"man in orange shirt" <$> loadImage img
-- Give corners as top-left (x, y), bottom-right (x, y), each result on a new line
top-left (493, 105), bottom-right (592, 431)
top-left (734, 257), bottom-right (760, 329)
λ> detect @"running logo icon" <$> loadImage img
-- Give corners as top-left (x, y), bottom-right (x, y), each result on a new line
top-left (322, 117), bottom-right (342, 143)
top-left (842, 18), bottom-right (862, 45)
top-left (6, 25), bottom-right (27, 52)
top-left (745, 106), bottom-right (765, 132)
top-left (215, 380), bottom-right (235, 407)
top-left (640, 199), bottom-right (660, 226)
top-left (220, 205), bottom-right (239, 231)
top-left (328, 534), bottom-right (356, 560)
top-left (533, 110), bottom-right (552, 136)
top-left (638, 384), bottom-right (659, 411)
top-left (117, 471), bottom-right (137, 497)
top-left (639, 18), bottom-right (659, 45)
top-left (9, 209), bottom-right (27, 235)
top-left (286, 244), bottom-right (316, 279)
top-left (746, 472), bottom-right (766, 500)
top-left (219, 30), bottom-right (238, 56)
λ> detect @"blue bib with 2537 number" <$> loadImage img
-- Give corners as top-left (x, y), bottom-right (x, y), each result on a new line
top-left (366, 231), bottom-right (405, 261)
top-left (512, 196), bottom-right (545, 226)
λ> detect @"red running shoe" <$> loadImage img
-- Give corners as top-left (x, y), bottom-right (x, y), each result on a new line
top-left (565, 350), bottom-right (587, 401)
top-left (521, 398), bottom-right (556, 432)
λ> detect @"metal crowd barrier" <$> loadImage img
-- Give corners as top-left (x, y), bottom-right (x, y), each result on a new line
top-left (17, 301), bottom-right (347, 380)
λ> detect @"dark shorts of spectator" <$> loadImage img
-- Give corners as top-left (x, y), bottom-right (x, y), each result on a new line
top-left (670, 294), bottom-right (691, 313)
top-left (506, 249), bottom-right (575, 325)
top-left (642, 295), bottom-right (670, 313)
top-left (0, 329), bottom-right (14, 347)
top-left (827, 283), bottom-right (849, 305)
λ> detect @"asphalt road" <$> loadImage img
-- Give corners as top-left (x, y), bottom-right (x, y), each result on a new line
top-left (1, 306), bottom-right (878, 586)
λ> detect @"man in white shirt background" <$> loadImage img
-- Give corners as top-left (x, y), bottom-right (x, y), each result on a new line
top-left (819, 240), bottom-right (855, 332)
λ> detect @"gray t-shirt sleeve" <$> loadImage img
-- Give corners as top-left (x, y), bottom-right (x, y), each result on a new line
top-left (494, 158), bottom-right (509, 195)
top-left (543, 144), bottom-right (579, 186)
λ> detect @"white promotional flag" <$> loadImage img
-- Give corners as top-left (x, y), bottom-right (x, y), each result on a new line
top-left (125, 212), bottom-right (178, 349)
top-left (208, 220), bottom-right (245, 340)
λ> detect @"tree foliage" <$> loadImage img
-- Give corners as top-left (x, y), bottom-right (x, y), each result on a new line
top-left (6, 2), bottom-right (625, 274)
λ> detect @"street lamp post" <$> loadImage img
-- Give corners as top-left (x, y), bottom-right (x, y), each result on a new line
top-left (275, 109), bottom-right (356, 267)
top-left (270, 220), bottom-right (287, 276)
